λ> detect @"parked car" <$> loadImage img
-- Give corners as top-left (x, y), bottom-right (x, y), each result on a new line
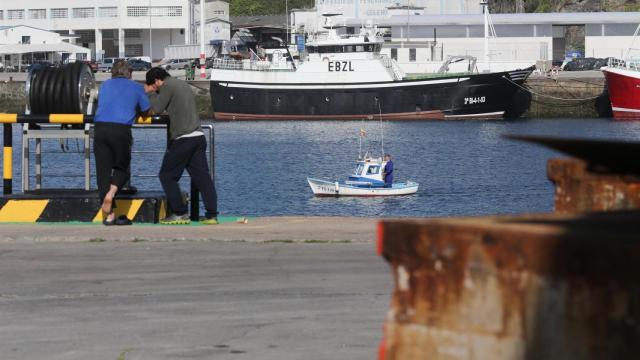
top-left (27, 61), bottom-right (55, 72)
top-left (98, 57), bottom-right (122, 72)
top-left (83, 60), bottom-right (99, 72)
top-left (160, 58), bottom-right (192, 70)
top-left (127, 56), bottom-right (152, 64)
top-left (127, 59), bottom-right (152, 71)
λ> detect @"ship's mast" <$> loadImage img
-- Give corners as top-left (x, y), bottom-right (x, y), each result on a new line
top-left (481, 0), bottom-right (489, 64)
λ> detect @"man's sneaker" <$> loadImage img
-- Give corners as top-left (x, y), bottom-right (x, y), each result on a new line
top-left (201, 217), bottom-right (219, 225)
top-left (160, 213), bottom-right (191, 225)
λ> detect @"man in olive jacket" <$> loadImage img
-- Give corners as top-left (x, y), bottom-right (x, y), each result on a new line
top-left (144, 67), bottom-right (218, 224)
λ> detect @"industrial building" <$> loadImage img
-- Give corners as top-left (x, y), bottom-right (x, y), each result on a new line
top-left (0, 0), bottom-right (229, 61)
top-left (292, 2), bottom-right (640, 73)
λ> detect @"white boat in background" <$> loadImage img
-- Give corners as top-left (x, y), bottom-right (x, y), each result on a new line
top-left (306, 95), bottom-right (419, 196)
top-left (307, 155), bottom-right (419, 197)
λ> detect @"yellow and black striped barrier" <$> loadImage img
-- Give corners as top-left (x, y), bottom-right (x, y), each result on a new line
top-left (3, 123), bottom-right (12, 195)
top-left (0, 191), bottom-right (167, 223)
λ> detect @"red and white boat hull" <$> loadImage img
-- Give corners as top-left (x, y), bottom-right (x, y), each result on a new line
top-left (602, 66), bottom-right (640, 120)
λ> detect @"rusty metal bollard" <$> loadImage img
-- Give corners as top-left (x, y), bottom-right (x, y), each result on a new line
top-left (548, 158), bottom-right (640, 213)
top-left (378, 214), bottom-right (640, 360)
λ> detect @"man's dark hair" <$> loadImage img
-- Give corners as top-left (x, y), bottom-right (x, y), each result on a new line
top-left (145, 67), bottom-right (170, 85)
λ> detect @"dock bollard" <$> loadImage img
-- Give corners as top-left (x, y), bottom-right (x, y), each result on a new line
top-left (378, 214), bottom-right (640, 360)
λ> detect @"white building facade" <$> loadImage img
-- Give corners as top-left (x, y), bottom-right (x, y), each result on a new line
top-left (0, 25), bottom-right (91, 68)
top-left (316, 0), bottom-right (480, 19)
top-left (0, 0), bottom-right (229, 61)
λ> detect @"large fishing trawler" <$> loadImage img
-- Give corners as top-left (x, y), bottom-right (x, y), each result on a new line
top-left (209, 15), bottom-right (533, 121)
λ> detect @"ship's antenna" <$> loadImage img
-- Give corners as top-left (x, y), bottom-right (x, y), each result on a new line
top-left (359, 120), bottom-right (365, 160)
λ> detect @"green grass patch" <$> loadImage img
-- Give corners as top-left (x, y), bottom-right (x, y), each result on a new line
top-left (304, 239), bottom-right (352, 244)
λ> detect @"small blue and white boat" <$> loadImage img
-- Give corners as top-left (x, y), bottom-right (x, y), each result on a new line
top-left (307, 157), bottom-right (419, 196)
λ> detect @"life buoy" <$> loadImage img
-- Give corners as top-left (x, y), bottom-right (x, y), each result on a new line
top-left (322, 57), bottom-right (330, 62)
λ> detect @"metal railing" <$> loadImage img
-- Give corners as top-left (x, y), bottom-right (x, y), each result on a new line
top-left (608, 56), bottom-right (640, 72)
top-left (21, 124), bottom-right (215, 191)
top-left (211, 58), bottom-right (295, 72)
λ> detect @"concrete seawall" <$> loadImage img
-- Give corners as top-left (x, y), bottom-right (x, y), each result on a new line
top-left (0, 71), bottom-right (607, 119)
top-left (525, 72), bottom-right (605, 118)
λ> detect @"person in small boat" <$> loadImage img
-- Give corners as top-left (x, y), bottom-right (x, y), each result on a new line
top-left (144, 67), bottom-right (218, 225)
top-left (383, 154), bottom-right (394, 188)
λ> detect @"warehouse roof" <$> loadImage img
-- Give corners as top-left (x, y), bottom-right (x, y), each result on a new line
top-left (357, 12), bottom-right (640, 26)
top-left (0, 42), bottom-right (91, 55)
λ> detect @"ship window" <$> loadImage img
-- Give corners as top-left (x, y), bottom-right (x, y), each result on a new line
top-left (364, 45), bottom-right (372, 52)
top-left (307, 46), bottom-right (315, 53)
top-left (367, 166), bottom-right (380, 175)
top-left (356, 45), bottom-right (364, 52)
top-left (391, 48), bottom-right (397, 60)
top-left (355, 164), bottom-right (364, 175)
top-left (409, 48), bottom-right (416, 62)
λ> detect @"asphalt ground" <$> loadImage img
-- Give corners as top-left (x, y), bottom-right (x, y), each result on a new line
top-left (0, 217), bottom-right (389, 360)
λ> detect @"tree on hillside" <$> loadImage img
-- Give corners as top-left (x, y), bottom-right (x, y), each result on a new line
top-left (230, 0), bottom-right (315, 16)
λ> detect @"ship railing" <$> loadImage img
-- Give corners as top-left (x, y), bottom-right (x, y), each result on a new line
top-left (378, 54), bottom-right (405, 80)
top-left (211, 58), bottom-right (295, 72)
top-left (608, 56), bottom-right (640, 71)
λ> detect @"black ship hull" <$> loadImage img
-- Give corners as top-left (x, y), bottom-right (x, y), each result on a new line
top-left (210, 67), bottom-right (533, 120)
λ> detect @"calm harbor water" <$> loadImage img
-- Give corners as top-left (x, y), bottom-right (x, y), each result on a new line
top-left (3, 118), bottom-right (640, 217)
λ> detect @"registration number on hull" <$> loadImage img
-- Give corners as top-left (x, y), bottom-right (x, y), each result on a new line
top-left (328, 61), bottom-right (355, 72)
top-left (464, 97), bottom-right (486, 105)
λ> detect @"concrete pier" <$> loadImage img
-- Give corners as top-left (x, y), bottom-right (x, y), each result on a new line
top-left (0, 217), bottom-right (385, 360)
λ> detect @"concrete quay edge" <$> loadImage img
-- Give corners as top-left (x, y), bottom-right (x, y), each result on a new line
top-left (0, 216), bottom-right (379, 243)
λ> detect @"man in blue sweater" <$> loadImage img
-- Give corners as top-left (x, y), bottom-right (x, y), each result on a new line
top-left (94, 60), bottom-right (150, 225)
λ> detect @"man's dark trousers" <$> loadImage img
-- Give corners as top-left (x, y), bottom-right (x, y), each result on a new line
top-left (93, 122), bottom-right (132, 209)
top-left (159, 135), bottom-right (217, 218)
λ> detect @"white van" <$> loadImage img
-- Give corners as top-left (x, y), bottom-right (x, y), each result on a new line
top-left (98, 57), bottom-right (121, 72)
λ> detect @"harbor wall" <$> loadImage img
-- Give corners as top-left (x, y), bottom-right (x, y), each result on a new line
top-left (524, 74), bottom-right (605, 118)
top-left (0, 80), bottom-right (213, 119)
top-left (0, 75), bottom-right (606, 119)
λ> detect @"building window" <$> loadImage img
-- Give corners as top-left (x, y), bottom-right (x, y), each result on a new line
top-left (75, 30), bottom-right (95, 43)
top-left (125, 29), bottom-right (141, 38)
top-left (22, 36), bottom-right (31, 44)
top-left (212, 10), bottom-right (225, 15)
top-left (29, 9), bottom-right (46, 19)
top-left (151, 6), bottom-right (183, 17)
top-left (128, 6), bottom-right (182, 17)
top-left (50, 8), bottom-right (68, 19)
top-left (73, 7), bottom-right (95, 18)
top-left (98, 7), bottom-right (118, 18)
top-left (125, 44), bottom-right (143, 57)
top-left (409, 48), bottom-right (416, 62)
top-left (101, 29), bottom-right (116, 39)
top-left (127, 6), bottom-right (148, 17)
top-left (8, 9), bottom-right (25, 20)
top-left (391, 48), bottom-right (397, 60)
top-left (166, 6), bottom-right (182, 16)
